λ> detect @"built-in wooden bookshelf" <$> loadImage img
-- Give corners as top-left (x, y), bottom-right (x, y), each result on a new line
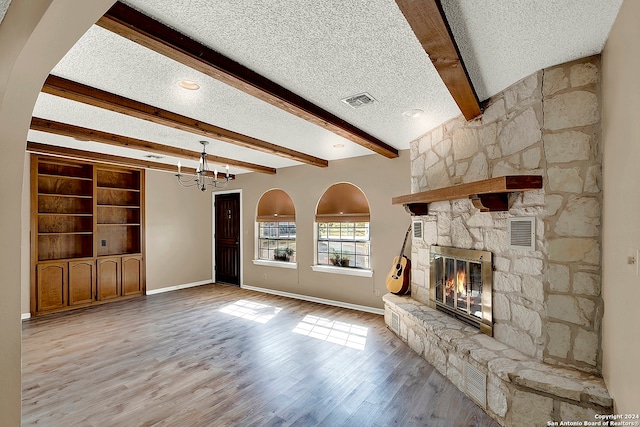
top-left (96, 167), bottom-right (142, 257)
top-left (30, 155), bottom-right (145, 315)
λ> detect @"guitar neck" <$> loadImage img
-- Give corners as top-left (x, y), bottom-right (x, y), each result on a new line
top-left (397, 226), bottom-right (411, 258)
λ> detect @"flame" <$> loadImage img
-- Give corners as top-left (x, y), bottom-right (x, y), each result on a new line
top-left (444, 266), bottom-right (467, 298)
top-left (457, 270), bottom-right (466, 295)
top-left (445, 277), bottom-right (455, 296)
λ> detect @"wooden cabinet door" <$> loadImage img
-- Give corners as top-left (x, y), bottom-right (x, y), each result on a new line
top-left (36, 262), bottom-right (67, 312)
top-left (97, 257), bottom-right (121, 300)
top-left (68, 259), bottom-right (96, 306)
top-left (122, 255), bottom-right (143, 296)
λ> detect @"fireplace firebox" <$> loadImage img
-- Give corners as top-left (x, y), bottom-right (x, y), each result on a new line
top-left (429, 246), bottom-right (493, 336)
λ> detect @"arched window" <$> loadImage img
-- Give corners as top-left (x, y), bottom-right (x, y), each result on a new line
top-left (315, 183), bottom-right (370, 269)
top-left (256, 189), bottom-right (296, 263)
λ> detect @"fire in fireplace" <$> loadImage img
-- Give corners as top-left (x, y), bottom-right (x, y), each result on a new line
top-left (429, 246), bottom-right (493, 336)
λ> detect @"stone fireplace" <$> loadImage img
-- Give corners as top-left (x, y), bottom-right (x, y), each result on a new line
top-left (430, 246), bottom-right (493, 335)
top-left (383, 55), bottom-right (612, 426)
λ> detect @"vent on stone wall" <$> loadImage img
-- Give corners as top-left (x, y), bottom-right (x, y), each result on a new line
top-left (508, 217), bottom-right (535, 251)
top-left (391, 310), bottom-right (400, 334)
top-left (412, 219), bottom-right (423, 240)
top-left (464, 361), bottom-right (487, 409)
top-left (341, 92), bottom-right (376, 108)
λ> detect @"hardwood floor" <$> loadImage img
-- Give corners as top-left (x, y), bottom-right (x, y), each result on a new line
top-left (22, 284), bottom-right (500, 427)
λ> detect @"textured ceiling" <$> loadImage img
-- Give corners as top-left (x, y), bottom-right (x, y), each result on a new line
top-left (0, 0), bottom-right (10, 25)
top-left (442, 0), bottom-right (624, 100)
top-left (28, 0), bottom-right (623, 175)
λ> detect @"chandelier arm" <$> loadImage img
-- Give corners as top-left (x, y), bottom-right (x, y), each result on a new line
top-left (176, 174), bottom-right (202, 188)
top-left (174, 140), bottom-right (230, 191)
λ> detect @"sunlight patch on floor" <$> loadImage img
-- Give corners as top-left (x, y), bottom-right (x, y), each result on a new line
top-left (219, 300), bottom-right (282, 323)
top-left (292, 315), bottom-right (368, 350)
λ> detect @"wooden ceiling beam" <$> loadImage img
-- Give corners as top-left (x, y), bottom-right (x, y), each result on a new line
top-left (30, 117), bottom-right (276, 175)
top-left (395, 0), bottom-right (481, 120)
top-left (27, 141), bottom-right (233, 178)
top-left (41, 75), bottom-right (328, 168)
top-left (96, 1), bottom-right (398, 159)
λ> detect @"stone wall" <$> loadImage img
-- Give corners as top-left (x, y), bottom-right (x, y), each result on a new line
top-left (409, 56), bottom-right (602, 374)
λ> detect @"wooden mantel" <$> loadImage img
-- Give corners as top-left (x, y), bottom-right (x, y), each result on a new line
top-left (392, 175), bottom-right (543, 214)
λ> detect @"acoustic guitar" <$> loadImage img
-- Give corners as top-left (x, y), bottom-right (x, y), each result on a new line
top-left (385, 225), bottom-right (412, 294)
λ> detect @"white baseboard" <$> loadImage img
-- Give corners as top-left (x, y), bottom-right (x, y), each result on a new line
top-left (146, 279), bottom-right (213, 295)
top-left (22, 282), bottom-right (382, 318)
top-left (241, 284), bottom-right (384, 315)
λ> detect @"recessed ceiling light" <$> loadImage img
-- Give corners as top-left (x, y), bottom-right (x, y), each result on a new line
top-left (402, 109), bottom-right (425, 118)
top-left (177, 80), bottom-right (200, 90)
top-left (333, 143), bottom-right (345, 148)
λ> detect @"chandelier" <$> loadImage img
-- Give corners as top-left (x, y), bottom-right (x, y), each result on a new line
top-left (176, 141), bottom-right (229, 191)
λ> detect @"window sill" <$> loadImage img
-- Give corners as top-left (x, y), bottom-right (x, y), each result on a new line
top-left (252, 259), bottom-right (297, 269)
top-left (311, 265), bottom-right (373, 277)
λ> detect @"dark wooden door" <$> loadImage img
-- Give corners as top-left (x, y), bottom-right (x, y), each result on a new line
top-left (215, 193), bottom-right (240, 285)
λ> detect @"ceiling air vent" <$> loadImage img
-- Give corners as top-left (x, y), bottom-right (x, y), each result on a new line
top-left (144, 154), bottom-right (164, 160)
top-left (412, 220), bottom-right (423, 240)
top-left (341, 92), bottom-right (376, 109)
top-left (508, 217), bottom-right (535, 251)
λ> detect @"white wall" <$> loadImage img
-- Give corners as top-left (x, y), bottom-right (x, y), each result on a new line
top-left (601, 0), bottom-right (640, 413)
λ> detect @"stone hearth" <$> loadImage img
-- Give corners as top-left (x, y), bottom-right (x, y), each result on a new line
top-left (384, 294), bottom-right (611, 426)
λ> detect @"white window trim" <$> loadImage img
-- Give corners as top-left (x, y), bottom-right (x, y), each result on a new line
top-left (311, 264), bottom-right (373, 277)
top-left (255, 221), bottom-right (296, 265)
top-left (252, 259), bottom-right (297, 269)
top-left (312, 184), bottom-right (372, 278)
top-left (314, 221), bottom-right (371, 272)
